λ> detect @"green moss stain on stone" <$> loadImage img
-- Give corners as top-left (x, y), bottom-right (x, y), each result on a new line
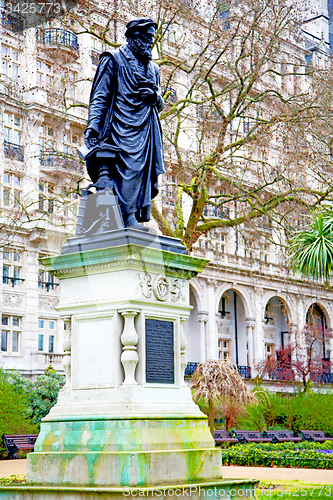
top-left (187, 451), bottom-right (205, 482)
top-left (34, 417), bottom-right (214, 455)
top-left (85, 453), bottom-right (98, 486)
top-left (119, 454), bottom-right (131, 486)
top-left (136, 453), bottom-right (148, 486)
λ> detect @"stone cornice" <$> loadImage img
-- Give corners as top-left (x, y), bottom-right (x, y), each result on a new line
top-left (41, 244), bottom-right (209, 280)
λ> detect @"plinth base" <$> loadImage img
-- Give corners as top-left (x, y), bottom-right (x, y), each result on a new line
top-left (0, 480), bottom-right (259, 499)
top-left (27, 417), bottom-right (221, 487)
top-left (28, 449), bottom-right (222, 487)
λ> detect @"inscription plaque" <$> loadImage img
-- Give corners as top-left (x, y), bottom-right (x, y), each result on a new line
top-left (145, 319), bottom-right (174, 384)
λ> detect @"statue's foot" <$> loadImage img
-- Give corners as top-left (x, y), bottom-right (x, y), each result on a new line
top-left (123, 213), bottom-right (150, 232)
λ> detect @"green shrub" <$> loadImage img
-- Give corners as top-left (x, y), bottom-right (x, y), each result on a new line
top-left (0, 369), bottom-right (38, 458)
top-left (221, 442), bottom-right (333, 469)
top-left (9, 366), bottom-right (65, 426)
top-left (238, 389), bottom-right (288, 431)
top-left (238, 388), bottom-right (333, 434)
top-left (288, 392), bottom-right (333, 434)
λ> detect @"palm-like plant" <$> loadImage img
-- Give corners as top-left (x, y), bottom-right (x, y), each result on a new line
top-left (289, 210), bottom-right (333, 281)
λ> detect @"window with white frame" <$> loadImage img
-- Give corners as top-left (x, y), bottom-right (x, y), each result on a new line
top-left (162, 172), bottom-right (175, 206)
top-left (38, 256), bottom-right (58, 291)
top-left (38, 123), bottom-right (55, 166)
top-left (2, 172), bottom-right (22, 209)
top-left (91, 37), bottom-right (104, 65)
top-left (66, 71), bottom-right (76, 100)
top-left (38, 181), bottom-right (55, 214)
top-left (244, 247), bottom-right (253, 259)
top-left (3, 249), bottom-right (22, 287)
top-left (61, 189), bottom-right (79, 218)
top-left (1, 44), bottom-right (19, 83)
top-left (63, 129), bottom-right (80, 159)
top-left (281, 62), bottom-right (289, 91)
top-left (1, 314), bottom-right (21, 353)
top-left (36, 59), bottom-right (52, 88)
top-left (2, 112), bottom-right (22, 146)
top-left (265, 343), bottom-right (274, 360)
top-left (215, 232), bottom-right (226, 253)
top-left (38, 318), bottom-right (57, 353)
top-left (218, 338), bottom-right (229, 360)
top-left (260, 243), bottom-right (269, 263)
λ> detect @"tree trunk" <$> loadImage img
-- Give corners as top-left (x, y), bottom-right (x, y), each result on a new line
top-left (225, 416), bottom-right (230, 432)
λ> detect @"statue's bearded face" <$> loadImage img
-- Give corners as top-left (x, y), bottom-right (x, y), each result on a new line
top-left (128, 28), bottom-right (155, 64)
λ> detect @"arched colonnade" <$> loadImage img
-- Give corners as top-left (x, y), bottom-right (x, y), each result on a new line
top-left (183, 280), bottom-right (333, 379)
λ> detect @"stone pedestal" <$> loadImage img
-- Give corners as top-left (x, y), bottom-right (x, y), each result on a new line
top-left (27, 236), bottom-right (223, 487)
top-left (1, 231), bottom-right (257, 498)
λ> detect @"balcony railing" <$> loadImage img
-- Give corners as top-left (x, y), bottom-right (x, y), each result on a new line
top-left (38, 280), bottom-right (59, 292)
top-left (184, 362), bottom-right (252, 379)
top-left (43, 353), bottom-right (64, 365)
top-left (40, 155), bottom-right (84, 175)
top-left (36, 28), bottom-right (79, 52)
top-left (268, 367), bottom-right (295, 382)
top-left (185, 362), bottom-right (199, 376)
top-left (4, 141), bottom-right (24, 162)
top-left (1, 13), bottom-right (23, 33)
top-left (310, 371), bottom-right (333, 384)
top-left (237, 365), bottom-right (251, 379)
top-left (269, 368), bottom-right (333, 384)
top-left (197, 105), bottom-right (224, 122)
top-left (3, 276), bottom-right (25, 287)
top-left (91, 49), bottom-right (102, 66)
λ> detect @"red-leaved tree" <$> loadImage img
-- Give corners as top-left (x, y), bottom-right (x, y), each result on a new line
top-left (257, 325), bottom-right (333, 391)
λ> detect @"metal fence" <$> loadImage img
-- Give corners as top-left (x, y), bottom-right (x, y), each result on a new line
top-left (184, 362), bottom-right (251, 379)
top-left (4, 141), bottom-right (24, 162)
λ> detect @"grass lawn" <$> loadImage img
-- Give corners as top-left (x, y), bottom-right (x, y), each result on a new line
top-left (256, 481), bottom-right (333, 499)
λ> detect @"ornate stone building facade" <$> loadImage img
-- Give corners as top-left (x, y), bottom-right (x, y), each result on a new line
top-left (0, 0), bottom-right (332, 384)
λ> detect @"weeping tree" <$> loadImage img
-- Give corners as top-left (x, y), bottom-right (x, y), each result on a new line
top-left (191, 359), bottom-right (256, 435)
top-left (289, 208), bottom-right (333, 282)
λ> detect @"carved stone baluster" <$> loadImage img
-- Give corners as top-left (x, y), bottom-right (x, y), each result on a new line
top-left (62, 316), bottom-right (72, 389)
top-left (120, 310), bottom-right (139, 385)
top-left (180, 316), bottom-right (187, 386)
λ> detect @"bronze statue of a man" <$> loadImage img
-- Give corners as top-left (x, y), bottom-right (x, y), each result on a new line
top-left (83, 18), bottom-right (165, 230)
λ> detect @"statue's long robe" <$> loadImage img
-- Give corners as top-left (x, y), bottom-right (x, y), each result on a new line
top-left (86, 44), bottom-right (165, 221)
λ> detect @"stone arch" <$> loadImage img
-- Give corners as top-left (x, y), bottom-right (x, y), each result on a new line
top-left (262, 294), bottom-right (291, 357)
top-left (183, 283), bottom-right (202, 363)
top-left (262, 291), bottom-right (295, 325)
top-left (304, 301), bottom-right (332, 368)
top-left (215, 286), bottom-right (250, 367)
top-left (189, 278), bottom-right (205, 312)
top-left (304, 299), bottom-right (332, 330)
top-left (215, 283), bottom-right (251, 319)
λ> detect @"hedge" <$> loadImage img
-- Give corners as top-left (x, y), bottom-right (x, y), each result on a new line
top-left (221, 442), bottom-right (333, 469)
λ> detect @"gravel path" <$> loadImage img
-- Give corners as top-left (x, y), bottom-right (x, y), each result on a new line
top-left (222, 465), bottom-right (333, 484)
top-left (0, 459), bottom-right (26, 478)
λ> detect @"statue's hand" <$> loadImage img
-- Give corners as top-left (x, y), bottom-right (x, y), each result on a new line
top-left (140, 88), bottom-right (157, 105)
top-left (85, 128), bottom-right (99, 148)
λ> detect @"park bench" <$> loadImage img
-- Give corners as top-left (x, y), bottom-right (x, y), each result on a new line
top-left (213, 430), bottom-right (238, 445)
top-left (3, 434), bottom-right (39, 458)
top-left (300, 430), bottom-right (333, 443)
top-left (233, 430), bottom-right (272, 444)
top-left (262, 430), bottom-right (302, 443)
